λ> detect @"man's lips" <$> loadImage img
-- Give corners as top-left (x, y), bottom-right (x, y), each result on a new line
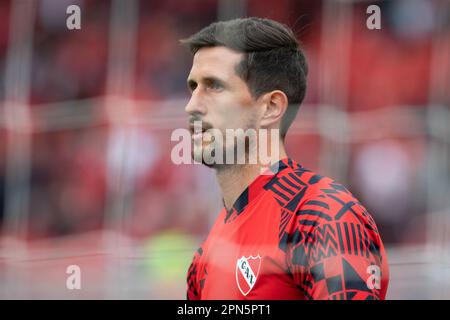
top-left (189, 124), bottom-right (215, 143)
top-left (188, 124), bottom-right (212, 135)
top-left (189, 125), bottom-right (204, 142)
top-left (191, 132), bottom-right (204, 140)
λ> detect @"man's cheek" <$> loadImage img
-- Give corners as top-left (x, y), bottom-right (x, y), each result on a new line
top-left (220, 109), bottom-right (242, 129)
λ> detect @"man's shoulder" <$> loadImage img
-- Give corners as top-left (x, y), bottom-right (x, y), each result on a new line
top-left (275, 163), bottom-right (356, 202)
top-left (274, 163), bottom-right (373, 225)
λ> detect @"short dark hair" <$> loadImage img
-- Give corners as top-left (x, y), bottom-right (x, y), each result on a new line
top-left (181, 17), bottom-right (308, 139)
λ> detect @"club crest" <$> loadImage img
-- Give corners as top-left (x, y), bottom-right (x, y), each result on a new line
top-left (235, 255), bottom-right (261, 296)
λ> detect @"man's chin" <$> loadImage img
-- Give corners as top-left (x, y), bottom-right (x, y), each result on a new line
top-left (191, 142), bottom-right (246, 168)
top-left (191, 151), bottom-right (221, 168)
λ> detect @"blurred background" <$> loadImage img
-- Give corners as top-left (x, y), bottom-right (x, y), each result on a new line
top-left (0, 0), bottom-right (449, 299)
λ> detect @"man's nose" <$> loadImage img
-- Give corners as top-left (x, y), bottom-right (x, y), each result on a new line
top-left (185, 91), bottom-right (206, 115)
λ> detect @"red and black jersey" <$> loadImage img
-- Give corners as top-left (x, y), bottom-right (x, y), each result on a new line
top-left (187, 158), bottom-right (389, 300)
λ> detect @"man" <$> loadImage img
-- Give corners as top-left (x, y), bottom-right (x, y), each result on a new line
top-left (182, 17), bottom-right (389, 300)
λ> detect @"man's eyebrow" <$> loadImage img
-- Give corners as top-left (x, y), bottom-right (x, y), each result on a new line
top-left (203, 76), bottom-right (226, 83)
top-left (187, 76), bottom-right (227, 87)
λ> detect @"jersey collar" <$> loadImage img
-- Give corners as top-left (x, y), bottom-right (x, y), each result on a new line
top-left (224, 158), bottom-right (301, 223)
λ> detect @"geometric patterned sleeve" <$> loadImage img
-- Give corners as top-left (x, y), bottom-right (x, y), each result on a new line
top-left (186, 246), bottom-right (204, 300)
top-left (285, 182), bottom-right (389, 300)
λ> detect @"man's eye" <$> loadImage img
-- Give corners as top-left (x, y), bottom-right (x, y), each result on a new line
top-left (188, 83), bottom-right (197, 93)
top-left (207, 82), bottom-right (223, 90)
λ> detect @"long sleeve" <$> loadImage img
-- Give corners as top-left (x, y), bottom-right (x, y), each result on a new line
top-left (186, 246), bottom-right (203, 300)
top-left (286, 189), bottom-right (389, 300)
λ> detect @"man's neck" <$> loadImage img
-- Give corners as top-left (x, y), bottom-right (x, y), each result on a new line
top-left (216, 146), bottom-right (288, 211)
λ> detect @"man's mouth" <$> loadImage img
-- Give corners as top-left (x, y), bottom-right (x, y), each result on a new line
top-left (189, 123), bottom-right (212, 137)
top-left (191, 132), bottom-right (204, 141)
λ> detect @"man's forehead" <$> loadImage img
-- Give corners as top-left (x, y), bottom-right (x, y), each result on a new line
top-left (189, 46), bottom-right (243, 79)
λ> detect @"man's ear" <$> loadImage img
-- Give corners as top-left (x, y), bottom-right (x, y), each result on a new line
top-left (259, 90), bottom-right (288, 128)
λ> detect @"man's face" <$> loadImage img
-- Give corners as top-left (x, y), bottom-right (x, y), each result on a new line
top-left (185, 46), bottom-right (263, 167)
